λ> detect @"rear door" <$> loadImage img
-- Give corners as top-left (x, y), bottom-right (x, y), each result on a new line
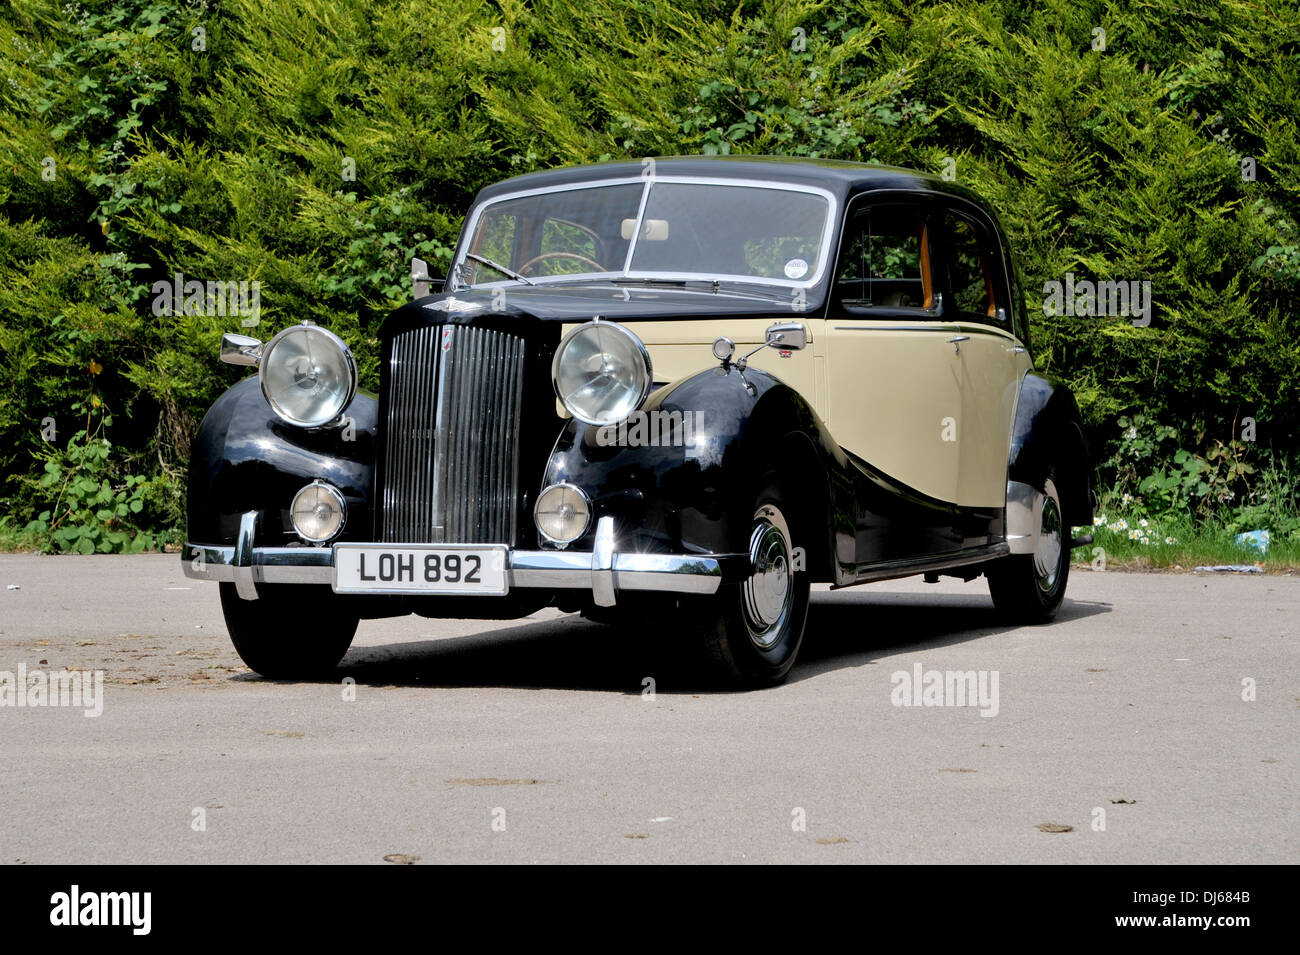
top-left (937, 206), bottom-right (1032, 511)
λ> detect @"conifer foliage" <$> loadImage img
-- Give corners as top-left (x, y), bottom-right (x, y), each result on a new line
top-left (1, 0), bottom-right (1297, 547)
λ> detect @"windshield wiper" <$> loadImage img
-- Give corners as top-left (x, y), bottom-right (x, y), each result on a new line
top-left (463, 252), bottom-right (536, 286)
top-left (610, 277), bottom-right (726, 288)
top-left (612, 277), bottom-right (775, 295)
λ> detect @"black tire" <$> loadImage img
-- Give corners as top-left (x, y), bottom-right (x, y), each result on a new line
top-left (987, 468), bottom-right (1070, 623)
top-left (696, 477), bottom-right (811, 687)
top-left (219, 582), bottom-right (359, 678)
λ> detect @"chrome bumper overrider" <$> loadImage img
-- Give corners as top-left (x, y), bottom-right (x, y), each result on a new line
top-left (182, 512), bottom-right (729, 606)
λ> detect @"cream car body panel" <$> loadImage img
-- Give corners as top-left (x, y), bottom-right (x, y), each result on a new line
top-left (620, 318), bottom-right (823, 399)
top-left (558, 317), bottom-right (825, 419)
top-left (571, 315), bottom-right (1030, 511)
top-left (823, 320), bottom-right (962, 503)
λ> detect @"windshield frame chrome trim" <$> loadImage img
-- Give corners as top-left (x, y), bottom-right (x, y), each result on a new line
top-left (452, 175), bottom-right (840, 291)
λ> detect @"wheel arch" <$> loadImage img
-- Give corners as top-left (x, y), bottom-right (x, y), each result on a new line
top-left (742, 385), bottom-right (838, 582)
top-left (1008, 372), bottom-right (1093, 529)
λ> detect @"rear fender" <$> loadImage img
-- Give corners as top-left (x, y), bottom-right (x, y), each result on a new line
top-left (1008, 372), bottom-right (1093, 528)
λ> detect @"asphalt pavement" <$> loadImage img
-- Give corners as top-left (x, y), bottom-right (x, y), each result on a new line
top-left (1, 554), bottom-right (1295, 864)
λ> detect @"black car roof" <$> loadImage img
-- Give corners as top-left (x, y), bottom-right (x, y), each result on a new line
top-left (473, 156), bottom-right (989, 209)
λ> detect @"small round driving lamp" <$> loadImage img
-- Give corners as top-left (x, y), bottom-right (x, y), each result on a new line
top-left (551, 320), bottom-right (652, 426)
top-left (259, 322), bottom-right (357, 428)
top-left (534, 483), bottom-right (592, 546)
top-left (290, 481), bottom-right (346, 543)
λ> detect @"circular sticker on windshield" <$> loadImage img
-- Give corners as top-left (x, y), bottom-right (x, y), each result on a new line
top-left (784, 258), bottom-right (809, 279)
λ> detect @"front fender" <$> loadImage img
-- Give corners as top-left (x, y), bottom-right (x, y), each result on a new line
top-left (186, 376), bottom-right (378, 546)
top-left (1008, 372), bottom-right (1093, 528)
top-left (542, 364), bottom-right (846, 569)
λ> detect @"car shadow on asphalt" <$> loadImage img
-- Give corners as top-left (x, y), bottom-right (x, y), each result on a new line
top-left (788, 589), bottom-right (1111, 686)
top-left (232, 589), bottom-right (1111, 694)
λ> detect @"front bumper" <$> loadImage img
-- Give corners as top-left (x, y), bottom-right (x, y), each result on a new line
top-left (183, 511), bottom-right (735, 606)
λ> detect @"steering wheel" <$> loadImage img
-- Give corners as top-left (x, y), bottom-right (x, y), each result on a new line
top-left (517, 251), bottom-right (606, 276)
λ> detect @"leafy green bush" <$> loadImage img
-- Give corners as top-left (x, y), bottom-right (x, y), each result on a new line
top-left (1096, 414), bottom-right (1300, 545)
top-left (1105, 413), bottom-right (1255, 521)
top-left (21, 406), bottom-right (160, 553)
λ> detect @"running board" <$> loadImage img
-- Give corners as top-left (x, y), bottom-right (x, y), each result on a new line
top-left (834, 542), bottom-right (1011, 590)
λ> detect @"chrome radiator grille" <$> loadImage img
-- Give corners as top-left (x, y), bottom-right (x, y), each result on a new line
top-left (380, 324), bottom-right (526, 544)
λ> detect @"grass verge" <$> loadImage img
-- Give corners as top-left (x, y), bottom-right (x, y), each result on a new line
top-left (1071, 516), bottom-right (1299, 572)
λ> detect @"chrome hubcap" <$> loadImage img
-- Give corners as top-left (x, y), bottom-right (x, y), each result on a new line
top-left (1033, 478), bottom-right (1063, 593)
top-left (743, 504), bottom-right (793, 650)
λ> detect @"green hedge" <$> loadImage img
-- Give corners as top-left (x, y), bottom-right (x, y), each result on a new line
top-left (2, 0), bottom-right (1298, 548)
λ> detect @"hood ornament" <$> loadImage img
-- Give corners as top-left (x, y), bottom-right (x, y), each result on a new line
top-left (424, 296), bottom-right (485, 314)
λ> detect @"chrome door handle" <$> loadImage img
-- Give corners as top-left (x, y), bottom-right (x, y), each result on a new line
top-left (947, 334), bottom-right (970, 355)
top-left (1009, 345), bottom-right (1027, 354)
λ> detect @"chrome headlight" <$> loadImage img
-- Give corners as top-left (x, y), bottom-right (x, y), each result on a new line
top-left (552, 320), bottom-right (652, 427)
top-left (259, 322), bottom-right (357, 428)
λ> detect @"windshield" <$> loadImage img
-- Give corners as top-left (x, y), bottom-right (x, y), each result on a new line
top-left (456, 178), bottom-right (834, 288)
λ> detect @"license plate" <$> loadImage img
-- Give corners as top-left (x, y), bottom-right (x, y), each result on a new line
top-left (332, 544), bottom-right (509, 595)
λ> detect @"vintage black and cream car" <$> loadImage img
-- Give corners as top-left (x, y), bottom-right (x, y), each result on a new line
top-left (185, 158), bottom-right (1092, 686)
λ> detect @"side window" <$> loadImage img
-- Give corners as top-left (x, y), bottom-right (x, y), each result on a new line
top-left (947, 213), bottom-right (1009, 329)
top-left (835, 203), bottom-right (933, 311)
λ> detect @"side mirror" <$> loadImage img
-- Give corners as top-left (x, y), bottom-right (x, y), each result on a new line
top-left (731, 322), bottom-right (809, 371)
top-left (765, 321), bottom-right (807, 351)
top-left (411, 258), bottom-right (430, 298)
top-left (411, 258), bottom-right (444, 298)
top-left (220, 333), bottom-right (263, 366)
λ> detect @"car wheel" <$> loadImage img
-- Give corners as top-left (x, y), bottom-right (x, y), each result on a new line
top-left (219, 582), bottom-right (359, 678)
top-left (697, 478), bottom-right (811, 687)
top-left (987, 470), bottom-right (1070, 623)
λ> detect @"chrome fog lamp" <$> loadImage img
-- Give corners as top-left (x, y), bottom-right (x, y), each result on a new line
top-left (552, 320), bottom-right (652, 426)
top-left (259, 322), bottom-right (357, 427)
top-left (534, 483), bottom-right (592, 546)
top-left (290, 481), bottom-right (346, 543)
